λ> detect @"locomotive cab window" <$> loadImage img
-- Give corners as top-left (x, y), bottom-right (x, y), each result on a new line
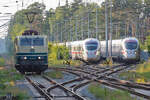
top-left (85, 42), bottom-right (98, 50)
top-left (33, 38), bottom-right (44, 46)
top-left (20, 37), bottom-right (44, 46)
top-left (125, 41), bottom-right (137, 50)
top-left (20, 38), bottom-right (32, 46)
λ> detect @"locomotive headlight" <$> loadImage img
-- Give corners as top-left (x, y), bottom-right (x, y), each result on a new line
top-left (24, 56), bottom-right (27, 60)
top-left (31, 46), bottom-right (34, 49)
top-left (96, 51), bottom-right (100, 55)
top-left (38, 57), bottom-right (41, 59)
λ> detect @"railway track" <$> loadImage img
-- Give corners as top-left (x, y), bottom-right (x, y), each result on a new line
top-left (25, 76), bottom-right (53, 100)
top-left (24, 62), bottom-right (150, 100)
top-left (48, 63), bottom-right (150, 99)
top-left (25, 75), bottom-right (86, 100)
top-left (48, 63), bottom-right (127, 79)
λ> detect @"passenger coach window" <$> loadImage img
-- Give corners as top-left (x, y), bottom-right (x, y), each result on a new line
top-left (20, 38), bottom-right (32, 46)
top-left (33, 38), bottom-right (44, 46)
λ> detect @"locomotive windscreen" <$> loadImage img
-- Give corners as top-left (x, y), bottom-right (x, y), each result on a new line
top-left (20, 38), bottom-right (32, 46)
top-left (20, 37), bottom-right (44, 46)
top-left (125, 41), bottom-right (137, 50)
top-left (85, 41), bottom-right (98, 50)
top-left (33, 38), bottom-right (44, 46)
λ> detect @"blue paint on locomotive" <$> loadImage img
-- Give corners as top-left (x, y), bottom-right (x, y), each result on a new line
top-left (15, 53), bottom-right (48, 65)
top-left (16, 53), bottom-right (47, 55)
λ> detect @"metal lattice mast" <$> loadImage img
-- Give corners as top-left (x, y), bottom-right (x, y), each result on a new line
top-left (105, 0), bottom-right (108, 58)
top-left (88, 12), bottom-right (90, 38)
top-left (60, 22), bottom-right (63, 42)
top-left (109, 0), bottom-right (113, 57)
top-left (70, 18), bottom-right (72, 41)
top-left (75, 16), bottom-right (78, 40)
top-left (96, 5), bottom-right (98, 39)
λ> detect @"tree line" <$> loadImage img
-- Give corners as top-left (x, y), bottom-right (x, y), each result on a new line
top-left (7, 0), bottom-right (150, 42)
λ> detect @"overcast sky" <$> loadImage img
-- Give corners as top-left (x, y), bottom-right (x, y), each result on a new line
top-left (0, 0), bottom-right (104, 38)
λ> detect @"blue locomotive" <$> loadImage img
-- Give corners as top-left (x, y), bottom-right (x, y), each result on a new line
top-left (14, 30), bottom-right (48, 74)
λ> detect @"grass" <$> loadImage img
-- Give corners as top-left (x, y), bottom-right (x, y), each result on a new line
top-left (119, 60), bottom-right (150, 83)
top-left (0, 86), bottom-right (30, 100)
top-left (88, 83), bottom-right (136, 100)
top-left (48, 59), bottom-right (82, 68)
top-left (44, 70), bottom-right (63, 79)
top-left (0, 68), bottom-right (23, 83)
top-left (0, 68), bottom-right (29, 99)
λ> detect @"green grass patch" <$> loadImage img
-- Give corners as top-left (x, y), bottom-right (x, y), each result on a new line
top-left (0, 68), bottom-right (28, 99)
top-left (119, 60), bottom-right (150, 83)
top-left (0, 68), bottom-right (23, 84)
top-left (44, 71), bottom-right (63, 79)
top-left (69, 60), bottom-right (83, 67)
top-left (0, 86), bottom-right (30, 100)
top-left (88, 83), bottom-right (136, 100)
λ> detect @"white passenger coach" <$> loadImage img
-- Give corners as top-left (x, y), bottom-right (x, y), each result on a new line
top-left (100, 37), bottom-right (140, 61)
top-left (59, 38), bottom-right (101, 62)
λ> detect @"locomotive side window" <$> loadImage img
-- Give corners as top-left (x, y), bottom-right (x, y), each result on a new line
top-left (85, 41), bottom-right (98, 50)
top-left (33, 38), bottom-right (44, 46)
top-left (20, 38), bottom-right (32, 46)
top-left (125, 41), bottom-right (137, 50)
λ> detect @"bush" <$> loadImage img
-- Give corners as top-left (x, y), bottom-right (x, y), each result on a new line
top-left (0, 57), bottom-right (5, 67)
top-left (103, 58), bottom-right (113, 66)
top-left (141, 35), bottom-right (150, 52)
top-left (48, 42), bottom-right (70, 66)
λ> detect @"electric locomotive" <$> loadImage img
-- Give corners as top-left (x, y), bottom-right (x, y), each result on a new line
top-left (14, 30), bottom-right (48, 74)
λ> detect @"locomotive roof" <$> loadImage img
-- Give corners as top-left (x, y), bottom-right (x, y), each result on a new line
top-left (16, 35), bottom-right (47, 39)
top-left (22, 30), bottom-right (39, 35)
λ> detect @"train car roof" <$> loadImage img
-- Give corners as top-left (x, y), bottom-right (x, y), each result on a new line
top-left (100, 37), bottom-right (138, 45)
top-left (84, 38), bottom-right (99, 42)
top-left (100, 39), bottom-right (123, 45)
top-left (123, 37), bottom-right (138, 41)
top-left (70, 40), bottom-right (84, 46)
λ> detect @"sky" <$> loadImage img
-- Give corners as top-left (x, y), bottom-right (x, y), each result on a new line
top-left (0, 0), bottom-right (104, 38)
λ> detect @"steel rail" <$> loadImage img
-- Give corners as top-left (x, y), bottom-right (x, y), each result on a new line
top-left (43, 75), bottom-right (86, 100)
top-left (46, 77), bottom-right (84, 90)
top-left (25, 76), bottom-right (53, 100)
top-left (72, 80), bottom-right (92, 92)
